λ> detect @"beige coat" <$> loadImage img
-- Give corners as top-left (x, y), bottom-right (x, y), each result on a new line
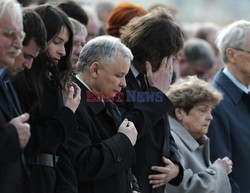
top-left (165, 116), bottom-right (231, 193)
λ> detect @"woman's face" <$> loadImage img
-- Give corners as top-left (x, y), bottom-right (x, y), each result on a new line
top-left (176, 101), bottom-right (213, 139)
top-left (47, 26), bottom-right (69, 65)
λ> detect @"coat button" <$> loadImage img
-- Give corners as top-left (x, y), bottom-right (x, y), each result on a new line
top-left (116, 156), bottom-right (122, 162)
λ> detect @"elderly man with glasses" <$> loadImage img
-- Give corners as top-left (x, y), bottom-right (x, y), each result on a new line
top-left (0, 1), bottom-right (31, 193)
top-left (207, 20), bottom-right (250, 193)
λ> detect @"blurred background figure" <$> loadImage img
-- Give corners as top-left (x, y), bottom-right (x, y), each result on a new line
top-left (194, 22), bottom-right (223, 82)
top-left (148, 2), bottom-right (179, 23)
top-left (69, 17), bottom-right (88, 74)
top-left (175, 38), bottom-right (215, 81)
top-left (82, 5), bottom-right (100, 42)
top-left (53, 0), bottom-right (88, 26)
top-left (106, 2), bottom-right (147, 38)
top-left (95, 1), bottom-right (114, 35)
top-left (165, 76), bottom-right (232, 193)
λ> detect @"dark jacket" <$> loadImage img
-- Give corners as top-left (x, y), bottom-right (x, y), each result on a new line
top-left (68, 76), bottom-right (136, 193)
top-left (115, 70), bottom-right (183, 193)
top-left (0, 78), bottom-right (29, 193)
top-left (208, 70), bottom-right (250, 193)
top-left (14, 77), bottom-right (78, 193)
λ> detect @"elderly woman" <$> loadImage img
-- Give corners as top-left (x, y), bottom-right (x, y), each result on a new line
top-left (165, 76), bottom-right (232, 193)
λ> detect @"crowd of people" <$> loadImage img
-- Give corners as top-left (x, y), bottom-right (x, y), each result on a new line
top-left (0, 0), bottom-right (249, 193)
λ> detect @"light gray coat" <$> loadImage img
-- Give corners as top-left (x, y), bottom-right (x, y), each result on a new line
top-left (165, 116), bottom-right (231, 193)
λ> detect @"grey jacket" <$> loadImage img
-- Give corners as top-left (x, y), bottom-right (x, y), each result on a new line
top-left (165, 116), bottom-right (231, 193)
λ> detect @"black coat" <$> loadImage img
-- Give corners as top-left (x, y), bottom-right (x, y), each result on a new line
top-left (14, 78), bottom-right (78, 193)
top-left (68, 76), bottom-right (136, 193)
top-left (0, 79), bottom-right (29, 193)
top-left (115, 70), bottom-right (183, 193)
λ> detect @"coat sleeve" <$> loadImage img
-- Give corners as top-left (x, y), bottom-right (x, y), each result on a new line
top-left (168, 130), bottom-right (184, 186)
top-left (165, 163), bottom-right (231, 193)
top-left (116, 87), bottom-right (173, 138)
top-left (56, 144), bottom-right (78, 193)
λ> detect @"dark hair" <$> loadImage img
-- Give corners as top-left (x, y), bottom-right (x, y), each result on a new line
top-left (22, 8), bottom-right (47, 51)
top-left (53, 0), bottom-right (88, 26)
top-left (120, 8), bottom-right (183, 73)
top-left (13, 5), bottom-right (73, 114)
top-left (183, 38), bottom-right (215, 70)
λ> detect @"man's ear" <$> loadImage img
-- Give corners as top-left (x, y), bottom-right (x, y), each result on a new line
top-left (89, 62), bottom-right (100, 78)
top-left (226, 47), bottom-right (236, 64)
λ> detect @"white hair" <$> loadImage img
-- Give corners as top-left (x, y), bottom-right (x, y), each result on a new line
top-left (0, 0), bottom-right (22, 27)
top-left (216, 20), bottom-right (250, 63)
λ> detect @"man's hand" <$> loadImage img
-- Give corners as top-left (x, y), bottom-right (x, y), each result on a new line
top-left (118, 119), bottom-right (137, 146)
top-left (148, 157), bottom-right (179, 188)
top-left (146, 56), bottom-right (173, 93)
top-left (10, 113), bottom-right (31, 149)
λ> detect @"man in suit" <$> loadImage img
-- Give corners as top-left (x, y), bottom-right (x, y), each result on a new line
top-left (207, 20), bottom-right (250, 193)
top-left (116, 8), bottom-right (184, 193)
top-left (68, 35), bottom-right (139, 193)
top-left (0, 3), bottom-right (47, 193)
top-left (0, 0), bottom-right (31, 192)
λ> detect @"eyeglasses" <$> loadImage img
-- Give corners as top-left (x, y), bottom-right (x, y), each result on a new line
top-left (231, 47), bottom-right (250, 54)
top-left (0, 28), bottom-right (25, 42)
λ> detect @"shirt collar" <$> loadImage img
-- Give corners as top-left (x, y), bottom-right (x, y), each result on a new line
top-left (76, 74), bottom-right (91, 90)
top-left (223, 67), bottom-right (250, 93)
top-left (130, 64), bottom-right (139, 78)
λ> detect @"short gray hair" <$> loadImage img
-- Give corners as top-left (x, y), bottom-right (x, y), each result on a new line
top-left (216, 20), bottom-right (250, 63)
top-left (0, 0), bottom-right (22, 26)
top-left (78, 35), bottom-right (133, 72)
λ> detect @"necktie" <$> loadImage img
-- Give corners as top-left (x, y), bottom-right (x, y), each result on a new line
top-left (137, 73), bottom-right (147, 91)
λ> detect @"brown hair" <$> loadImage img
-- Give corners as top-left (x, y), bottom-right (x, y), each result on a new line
top-left (120, 8), bottom-right (183, 73)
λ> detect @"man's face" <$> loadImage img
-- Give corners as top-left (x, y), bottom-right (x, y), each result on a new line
top-left (94, 53), bottom-right (130, 99)
top-left (0, 11), bottom-right (23, 68)
top-left (231, 37), bottom-right (250, 85)
top-left (7, 38), bottom-right (40, 76)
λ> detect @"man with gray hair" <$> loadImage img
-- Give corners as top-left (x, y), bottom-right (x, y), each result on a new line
top-left (0, 0), bottom-right (31, 192)
top-left (207, 20), bottom-right (250, 193)
top-left (68, 35), bottom-right (139, 193)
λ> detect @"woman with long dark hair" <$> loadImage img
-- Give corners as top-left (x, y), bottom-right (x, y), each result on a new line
top-left (13, 4), bottom-right (81, 193)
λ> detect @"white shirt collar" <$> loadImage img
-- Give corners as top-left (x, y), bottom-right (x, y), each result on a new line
top-left (76, 74), bottom-right (91, 90)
